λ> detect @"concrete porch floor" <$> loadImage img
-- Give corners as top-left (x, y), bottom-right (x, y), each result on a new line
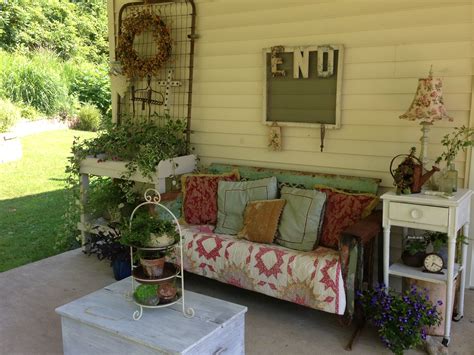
top-left (1, 249), bottom-right (473, 355)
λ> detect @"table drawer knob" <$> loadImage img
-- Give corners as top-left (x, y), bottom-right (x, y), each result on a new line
top-left (410, 209), bottom-right (422, 219)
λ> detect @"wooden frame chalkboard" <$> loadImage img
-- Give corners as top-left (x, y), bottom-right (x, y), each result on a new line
top-left (263, 45), bottom-right (344, 129)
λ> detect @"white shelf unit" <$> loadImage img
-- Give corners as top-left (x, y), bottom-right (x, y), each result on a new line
top-left (382, 189), bottom-right (472, 346)
top-left (78, 154), bottom-right (196, 247)
top-left (389, 261), bottom-right (461, 284)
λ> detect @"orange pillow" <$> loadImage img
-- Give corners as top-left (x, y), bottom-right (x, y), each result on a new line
top-left (181, 170), bottom-right (239, 225)
top-left (237, 199), bottom-right (286, 244)
top-left (315, 185), bottom-right (379, 249)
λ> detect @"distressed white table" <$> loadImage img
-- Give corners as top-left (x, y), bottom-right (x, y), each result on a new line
top-left (56, 278), bottom-right (247, 355)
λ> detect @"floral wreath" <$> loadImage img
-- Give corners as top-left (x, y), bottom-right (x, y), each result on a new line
top-left (117, 8), bottom-right (172, 79)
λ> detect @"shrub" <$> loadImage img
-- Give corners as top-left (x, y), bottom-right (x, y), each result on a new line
top-left (75, 103), bottom-right (102, 131)
top-left (0, 51), bottom-right (71, 115)
top-left (18, 104), bottom-right (42, 121)
top-left (0, 98), bottom-right (21, 133)
top-left (63, 60), bottom-right (111, 117)
top-left (0, 0), bottom-right (108, 63)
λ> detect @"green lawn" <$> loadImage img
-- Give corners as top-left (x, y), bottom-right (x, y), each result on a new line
top-left (0, 129), bottom-right (95, 272)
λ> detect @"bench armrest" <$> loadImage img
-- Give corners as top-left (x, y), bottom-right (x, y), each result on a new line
top-left (338, 210), bottom-right (382, 318)
top-left (342, 210), bottom-right (382, 245)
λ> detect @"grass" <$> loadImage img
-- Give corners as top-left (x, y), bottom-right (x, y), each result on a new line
top-left (0, 129), bottom-right (95, 272)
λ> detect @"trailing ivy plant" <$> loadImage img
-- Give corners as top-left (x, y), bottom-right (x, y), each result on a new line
top-left (59, 115), bottom-right (188, 249)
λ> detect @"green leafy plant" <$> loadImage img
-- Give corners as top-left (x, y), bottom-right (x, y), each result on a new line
top-left (0, 98), bottom-right (21, 133)
top-left (121, 212), bottom-right (178, 248)
top-left (84, 177), bottom-right (137, 222)
top-left (63, 114), bottom-right (188, 248)
top-left (425, 231), bottom-right (468, 252)
top-left (134, 284), bottom-right (159, 304)
top-left (0, 0), bottom-right (108, 63)
top-left (435, 126), bottom-right (474, 166)
top-left (75, 103), bottom-right (102, 132)
top-left (404, 238), bottom-right (427, 256)
top-left (0, 51), bottom-right (71, 115)
top-left (358, 284), bottom-right (442, 355)
top-left (18, 103), bottom-right (41, 121)
top-left (63, 60), bottom-right (111, 117)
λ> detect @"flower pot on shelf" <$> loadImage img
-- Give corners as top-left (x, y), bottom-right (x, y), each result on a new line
top-left (140, 256), bottom-right (165, 278)
top-left (148, 233), bottom-right (175, 248)
top-left (159, 283), bottom-right (178, 304)
top-left (134, 284), bottom-right (159, 306)
top-left (401, 251), bottom-right (425, 267)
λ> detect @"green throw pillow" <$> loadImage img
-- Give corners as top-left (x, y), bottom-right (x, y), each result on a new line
top-left (215, 177), bottom-right (278, 235)
top-left (157, 195), bottom-right (182, 221)
top-left (275, 187), bottom-right (327, 251)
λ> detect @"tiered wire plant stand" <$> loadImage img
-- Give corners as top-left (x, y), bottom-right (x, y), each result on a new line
top-left (128, 189), bottom-right (194, 321)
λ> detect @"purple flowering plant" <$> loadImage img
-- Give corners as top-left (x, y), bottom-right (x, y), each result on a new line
top-left (357, 284), bottom-right (442, 355)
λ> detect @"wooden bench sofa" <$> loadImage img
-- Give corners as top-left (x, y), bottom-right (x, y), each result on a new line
top-left (164, 163), bottom-right (382, 324)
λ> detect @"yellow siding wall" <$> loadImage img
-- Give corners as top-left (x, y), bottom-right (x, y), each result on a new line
top-left (109, 0), bottom-right (472, 188)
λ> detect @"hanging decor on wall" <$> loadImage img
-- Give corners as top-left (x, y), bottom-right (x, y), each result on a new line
top-left (263, 44), bottom-right (344, 129)
top-left (130, 75), bottom-right (164, 120)
top-left (270, 46), bottom-right (286, 78)
top-left (158, 70), bottom-right (182, 110)
top-left (115, 0), bottom-right (197, 146)
top-left (116, 8), bottom-right (173, 79)
top-left (268, 122), bottom-right (282, 151)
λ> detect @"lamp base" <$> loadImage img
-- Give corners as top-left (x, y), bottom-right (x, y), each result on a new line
top-left (419, 121), bottom-right (432, 168)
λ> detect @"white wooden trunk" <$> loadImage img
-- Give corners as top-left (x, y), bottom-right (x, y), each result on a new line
top-left (56, 278), bottom-right (247, 355)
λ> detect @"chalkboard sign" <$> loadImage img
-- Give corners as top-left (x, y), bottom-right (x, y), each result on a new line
top-left (263, 45), bottom-right (344, 128)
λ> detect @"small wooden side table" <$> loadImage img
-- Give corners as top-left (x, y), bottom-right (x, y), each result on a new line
top-left (381, 189), bottom-right (472, 346)
top-left (56, 278), bottom-right (247, 354)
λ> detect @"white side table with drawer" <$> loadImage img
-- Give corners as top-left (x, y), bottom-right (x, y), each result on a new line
top-left (381, 189), bottom-right (472, 346)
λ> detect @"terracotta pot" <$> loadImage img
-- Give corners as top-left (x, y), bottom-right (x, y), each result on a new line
top-left (401, 251), bottom-right (425, 267)
top-left (159, 283), bottom-right (178, 303)
top-left (140, 257), bottom-right (165, 278)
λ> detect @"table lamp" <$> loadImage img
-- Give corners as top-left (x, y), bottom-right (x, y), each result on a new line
top-left (399, 68), bottom-right (453, 167)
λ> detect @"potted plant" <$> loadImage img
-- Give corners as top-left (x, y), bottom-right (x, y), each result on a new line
top-left (84, 177), bottom-right (137, 222)
top-left (425, 231), bottom-right (468, 267)
top-left (134, 284), bottom-right (159, 306)
top-left (84, 223), bottom-right (131, 281)
top-left (357, 284), bottom-right (442, 355)
top-left (401, 237), bottom-right (427, 267)
top-left (138, 249), bottom-right (167, 278)
top-left (158, 282), bottom-right (178, 304)
top-left (121, 212), bottom-right (178, 278)
top-left (435, 125), bottom-right (474, 193)
top-left (121, 212), bottom-right (179, 248)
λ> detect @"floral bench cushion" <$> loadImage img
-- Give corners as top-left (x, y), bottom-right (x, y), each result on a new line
top-left (181, 225), bottom-right (346, 315)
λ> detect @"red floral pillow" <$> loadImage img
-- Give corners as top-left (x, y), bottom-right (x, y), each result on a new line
top-left (316, 186), bottom-right (379, 249)
top-left (181, 170), bottom-right (239, 225)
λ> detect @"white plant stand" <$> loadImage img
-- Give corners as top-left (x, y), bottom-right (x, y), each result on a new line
top-left (128, 189), bottom-right (194, 320)
top-left (78, 154), bottom-right (196, 247)
top-left (381, 189), bottom-right (472, 346)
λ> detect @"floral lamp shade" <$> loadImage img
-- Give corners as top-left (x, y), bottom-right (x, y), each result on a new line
top-left (399, 71), bottom-right (453, 123)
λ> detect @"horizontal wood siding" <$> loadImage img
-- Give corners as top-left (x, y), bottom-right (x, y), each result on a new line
top-left (110, 0), bottom-right (473, 189)
top-left (190, 0), bottom-right (472, 188)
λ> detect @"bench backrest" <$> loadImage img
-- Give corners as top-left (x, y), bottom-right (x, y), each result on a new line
top-left (207, 163), bottom-right (381, 195)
